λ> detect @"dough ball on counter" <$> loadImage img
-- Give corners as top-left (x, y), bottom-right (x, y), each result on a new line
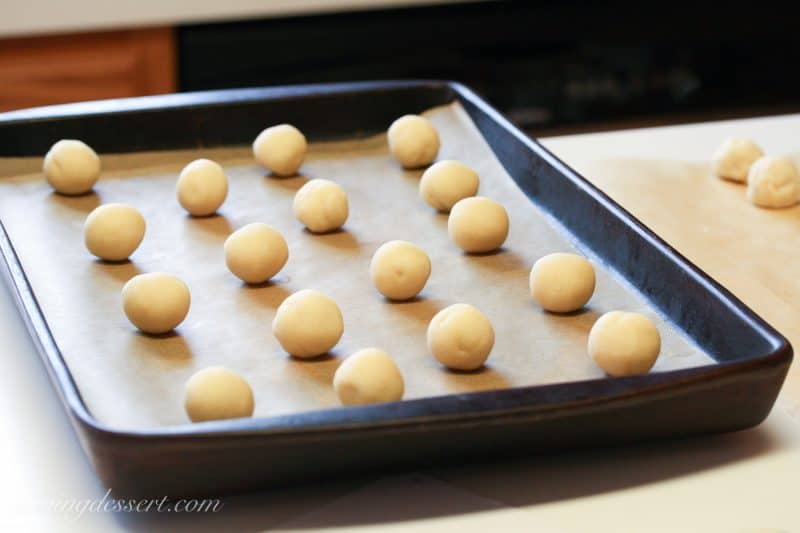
top-left (711, 138), bottom-right (764, 182)
top-left (176, 159), bottom-right (229, 216)
top-left (293, 178), bottom-right (349, 233)
top-left (184, 366), bottom-right (255, 422)
top-left (746, 156), bottom-right (800, 209)
top-left (272, 289), bottom-right (344, 358)
top-left (588, 311), bottom-right (660, 377)
top-left (447, 196), bottom-right (509, 253)
top-left (419, 160), bottom-right (480, 212)
top-left (43, 139), bottom-right (101, 195)
top-left (333, 348), bottom-right (405, 406)
top-left (122, 273), bottom-right (191, 334)
top-left (84, 203), bottom-right (146, 262)
top-left (388, 115), bottom-right (440, 169)
top-left (529, 253), bottom-right (595, 313)
top-left (369, 240), bottom-right (431, 301)
top-left (253, 124), bottom-right (307, 177)
top-left (224, 223), bottom-right (289, 284)
top-left (427, 303), bottom-right (494, 370)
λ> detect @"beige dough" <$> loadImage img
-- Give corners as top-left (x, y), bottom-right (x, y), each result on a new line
top-left (122, 272), bottom-right (191, 334)
top-left (333, 348), bottom-right (405, 406)
top-left (253, 124), bottom-right (307, 177)
top-left (588, 311), bottom-right (661, 376)
top-left (419, 160), bottom-right (480, 212)
top-left (427, 303), bottom-right (494, 370)
top-left (272, 289), bottom-right (344, 358)
top-left (711, 138), bottom-right (764, 182)
top-left (529, 252), bottom-right (595, 313)
top-left (83, 203), bottom-right (146, 262)
top-left (176, 158), bottom-right (229, 216)
top-left (447, 196), bottom-right (509, 253)
top-left (43, 139), bottom-right (101, 195)
top-left (746, 156), bottom-right (800, 208)
top-left (387, 114), bottom-right (440, 168)
top-left (293, 178), bottom-right (349, 233)
top-left (224, 223), bottom-right (289, 284)
top-left (369, 240), bottom-right (431, 300)
top-left (184, 366), bottom-right (255, 422)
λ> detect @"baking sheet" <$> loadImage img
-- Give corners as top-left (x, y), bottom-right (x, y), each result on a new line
top-left (0, 102), bottom-right (712, 430)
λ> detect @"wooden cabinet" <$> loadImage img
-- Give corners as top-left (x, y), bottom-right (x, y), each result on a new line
top-left (0, 28), bottom-right (176, 112)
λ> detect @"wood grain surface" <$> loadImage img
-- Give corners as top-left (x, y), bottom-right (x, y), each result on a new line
top-left (0, 28), bottom-right (175, 112)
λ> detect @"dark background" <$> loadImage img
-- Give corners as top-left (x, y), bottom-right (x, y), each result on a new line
top-left (178, 0), bottom-right (800, 135)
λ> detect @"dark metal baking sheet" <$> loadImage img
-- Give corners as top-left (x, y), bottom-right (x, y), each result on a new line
top-left (0, 81), bottom-right (790, 497)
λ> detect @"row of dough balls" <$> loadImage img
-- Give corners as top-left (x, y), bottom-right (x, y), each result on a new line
top-left (68, 150), bottom-right (508, 263)
top-left (184, 347), bottom-right (405, 423)
top-left (121, 241), bottom-right (659, 355)
top-left (41, 125), bottom-right (312, 197)
top-left (184, 286), bottom-right (662, 423)
top-left (711, 138), bottom-right (800, 208)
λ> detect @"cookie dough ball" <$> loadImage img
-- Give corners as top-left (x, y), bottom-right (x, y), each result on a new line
top-left (184, 366), bottom-right (255, 422)
top-left (369, 240), bottom-right (431, 301)
top-left (588, 311), bottom-right (661, 377)
top-left (293, 178), bottom-right (349, 233)
top-left (419, 160), bottom-right (480, 212)
top-left (711, 138), bottom-right (764, 183)
top-left (272, 289), bottom-right (344, 358)
top-left (333, 348), bottom-right (405, 406)
top-left (529, 253), bottom-right (595, 313)
top-left (176, 159), bottom-right (229, 216)
top-left (253, 124), bottom-right (307, 177)
top-left (448, 197), bottom-right (509, 253)
top-left (224, 223), bottom-right (289, 284)
top-left (746, 156), bottom-right (800, 209)
top-left (43, 139), bottom-right (101, 195)
top-left (84, 203), bottom-right (146, 262)
top-left (427, 303), bottom-right (494, 370)
top-left (388, 115), bottom-right (440, 169)
top-left (122, 273), bottom-right (191, 334)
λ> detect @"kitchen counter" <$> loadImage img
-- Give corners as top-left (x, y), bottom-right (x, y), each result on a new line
top-left (1, 113), bottom-right (798, 531)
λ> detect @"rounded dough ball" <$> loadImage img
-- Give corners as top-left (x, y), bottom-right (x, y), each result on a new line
top-left (388, 115), bottom-right (440, 169)
top-left (293, 178), bottom-right (349, 233)
top-left (43, 139), bottom-right (101, 195)
top-left (253, 124), bottom-right (307, 177)
top-left (369, 240), bottom-right (431, 301)
top-left (333, 348), bottom-right (405, 406)
top-left (711, 138), bottom-right (764, 182)
top-left (427, 303), bottom-right (494, 370)
top-left (184, 366), bottom-right (254, 422)
top-left (272, 289), bottom-right (344, 358)
top-left (84, 203), bottom-right (146, 261)
top-left (224, 223), bottom-right (289, 284)
top-left (176, 158), bottom-right (229, 216)
top-left (122, 273), bottom-right (191, 334)
top-left (529, 253), bottom-right (595, 313)
top-left (588, 311), bottom-right (661, 377)
top-left (448, 197), bottom-right (509, 253)
top-left (419, 160), bottom-right (480, 212)
top-left (746, 156), bottom-right (800, 209)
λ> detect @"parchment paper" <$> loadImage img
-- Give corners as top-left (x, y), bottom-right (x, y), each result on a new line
top-left (0, 102), bottom-right (711, 430)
